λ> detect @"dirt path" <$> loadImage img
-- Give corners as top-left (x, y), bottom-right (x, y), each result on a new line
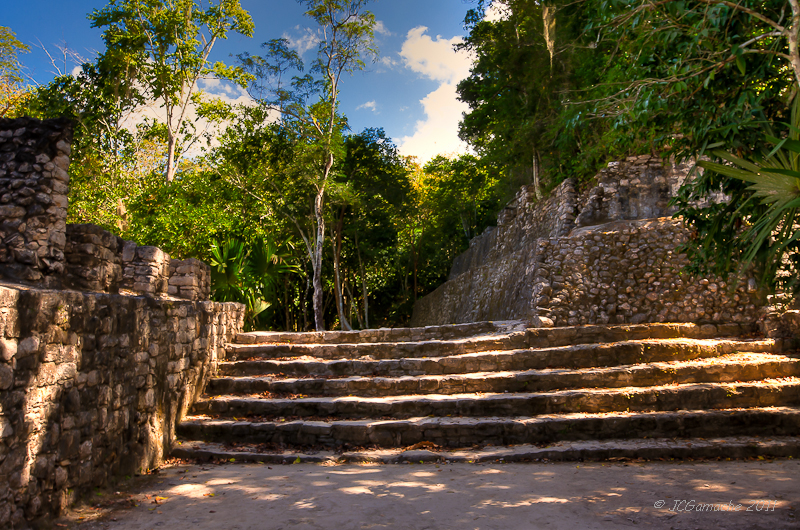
top-left (61, 459), bottom-right (799, 530)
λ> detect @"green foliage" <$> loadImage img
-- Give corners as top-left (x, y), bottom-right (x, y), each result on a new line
top-left (585, 0), bottom-right (793, 163)
top-left (459, 0), bottom-right (800, 301)
top-left (458, 0), bottom-right (797, 188)
top-left (24, 61), bottom-right (154, 229)
top-left (123, 170), bottom-right (245, 259)
top-left (0, 26), bottom-right (29, 84)
top-left (89, 0), bottom-right (254, 181)
top-left (334, 128), bottom-right (412, 326)
top-left (692, 100), bottom-right (800, 294)
top-left (394, 154), bottom-right (505, 320)
top-left (422, 155), bottom-right (502, 241)
top-left (458, 0), bottom-right (622, 186)
top-left (209, 236), bottom-right (299, 330)
top-left (0, 26), bottom-right (31, 118)
top-left (232, 0), bottom-right (378, 331)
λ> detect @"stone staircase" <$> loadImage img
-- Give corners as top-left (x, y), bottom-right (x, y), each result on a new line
top-left (172, 321), bottom-right (800, 463)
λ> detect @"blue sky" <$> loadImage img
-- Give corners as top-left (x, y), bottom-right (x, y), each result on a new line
top-left (4, 0), bottom-right (483, 161)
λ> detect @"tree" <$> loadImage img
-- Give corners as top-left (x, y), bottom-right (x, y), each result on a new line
top-left (89, 0), bottom-right (254, 182)
top-left (582, 0), bottom-right (797, 161)
top-left (582, 1), bottom-right (800, 295)
top-left (459, 1), bottom-right (559, 193)
top-left (0, 26), bottom-right (31, 117)
top-left (338, 128), bottom-right (411, 328)
top-left (458, 0), bottom-right (800, 190)
top-left (396, 155), bottom-right (503, 311)
top-left (25, 59), bottom-right (163, 230)
top-left (237, 0), bottom-right (377, 331)
top-left (695, 102), bottom-right (800, 296)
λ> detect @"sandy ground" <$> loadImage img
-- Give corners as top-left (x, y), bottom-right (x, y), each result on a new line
top-left (59, 459), bottom-right (800, 530)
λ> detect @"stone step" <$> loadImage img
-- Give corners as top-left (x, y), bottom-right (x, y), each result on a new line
top-left (234, 321), bottom-right (509, 345)
top-left (219, 338), bottom-right (779, 378)
top-left (172, 435), bottom-right (800, 464)
top-left (227, 331), bottom-right (530, 361)
top-left (192, 379), bottom-right (800, 420)
top-left (176, 406), bottom-right (800, 449)
top-left (232, 322), bottom-right (755, 348)
top-left (206, 353), bottom-right (800, 398)
top-left (227, 322), bottom-right (758, 361)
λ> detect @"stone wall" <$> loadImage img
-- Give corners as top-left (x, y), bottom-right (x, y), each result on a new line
top-left (64, 224), bottom-right (124, 293)
top-left (532, 218), bottom-right (762, 326)
top-left (0, 283), bottom-right (244, 528)
top-left (0, 117), bottom-right (243, 528)
top-left (65, 225), bottom-right (212, 302)
top-left (121, 244), bottom-right (171, 297)
top-left (411, 156), bottom-right (765, 327)
top-left (0, 118), bottom-right (72, 288)
top-left (575, 155), bottom-right (688, 228)
top-left (450, 179), bottom-right (578, 280)
top-left (168, 259), bottom-right (211, 301)
top-left (1, 118), bottom-right (212, 303)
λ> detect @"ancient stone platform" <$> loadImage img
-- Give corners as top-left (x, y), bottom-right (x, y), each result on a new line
top-left (173, 321), bottom-right (800, 463)
top-left (410, 156), bottom-right (766, 328)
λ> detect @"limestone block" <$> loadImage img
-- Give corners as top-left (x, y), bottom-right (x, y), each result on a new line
top-left (136, 246), bottom-right (168, 262)
top-left (52, 194), bottom-right (68, 208)
top-left (0, 205), bottom-right (26, 218)
top-left (0, 364), bottom-right (12, 389)
top-left (0, 339), bottom-right (16, 361)
top-left (16, 336), bottom-right (40, 357)
top-left (170, 276), bottom-right (198, 287)
top-left (529, 316), bottom-right (554, 329)
top-left (53, 154), bottom-right (70, 171)
top-left (56, 140), bottom-right (71, 155)
top-left (121, 241), bottom-right (137, 263)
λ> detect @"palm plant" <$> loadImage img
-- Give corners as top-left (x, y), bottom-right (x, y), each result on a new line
top-left (208, 235), bottom-right (299, 330)
top-left (697, 99), bottom-right (800, 295)
top-left (208, 238), bottom-right (249, 302)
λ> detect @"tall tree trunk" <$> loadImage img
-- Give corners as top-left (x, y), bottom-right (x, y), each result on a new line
top-left (532, 148), bottom-right (542, 200)
top-left (165, 125), bottom-right (177, 182)
top-left (789, 0), bottom-right (800, 86)
top-left (543, 4), bottom-right (557, 74)
top-left (302, 260), bottom-right (310, 332)
top-left (347, 280), bottom-right (363, 329)
top-left (356, 231), bottom-right (369, 329)
top-left (411, 236), bottom-right (418, 302)
top-left (312, 187), bottom-right (326, 331)
top-left (332, 208), bottom-right (352, 331)
top-left (284, 275), bottom-right (291, 331)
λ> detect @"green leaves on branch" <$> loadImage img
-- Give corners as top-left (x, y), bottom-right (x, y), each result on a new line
top-left (89, 0), bottom-right (254, 182)
top-left (209, 237), bottom-right (300, 330)
top-left (696, 100), bottom-right (800, 295)
top-left (0, 26), bottom-right (29, 84)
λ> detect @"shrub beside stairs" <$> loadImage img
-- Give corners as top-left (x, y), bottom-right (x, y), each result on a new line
top-left (172, 321), bottom-right (800, 463)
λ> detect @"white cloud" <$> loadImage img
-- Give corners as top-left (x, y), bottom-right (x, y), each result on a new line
top-left (356, 100), bottom-right (378, 112)
top-left (485, 1), bottom-right (510, 22)
top-left (379, 56), bottom-right (399, 68)
top-left (398, 83), bottom-right (470, 163)
top-left (373, 20), bottom-right (392, 36)
top-left (399, 26), bottom-right (473, 84)
top-left (199, 78), bottom-right (253, 106)
top-left (284, 26), bottom-right (320, 56)
top-left (396, 27), bottom-right (474, 162)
